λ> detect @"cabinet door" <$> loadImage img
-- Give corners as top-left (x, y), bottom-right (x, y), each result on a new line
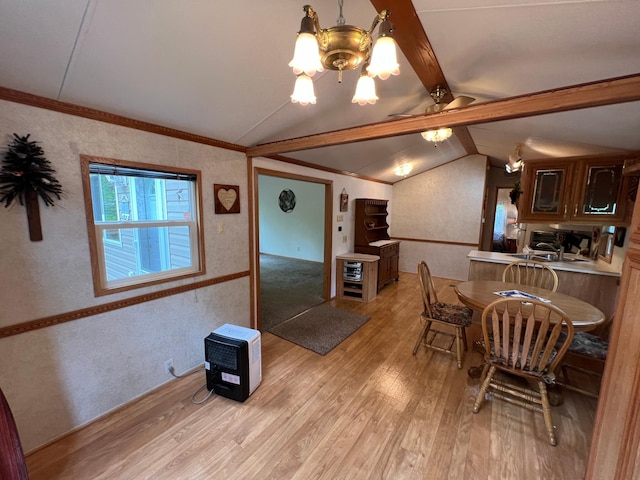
top-left (572, 158), bottom-right (627, 222)
top-left (518, 160), bottom-right (574, 222)
top-left (378, 255), bottom-right (391, 287)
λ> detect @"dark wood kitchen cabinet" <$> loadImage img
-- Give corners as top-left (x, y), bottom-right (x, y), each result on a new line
top-left (354, 198), bottom-right (400, 291)
top-left (572, 156), bottom-right (629, 223)
top-left (518, 158), bottom-right (575, 223)
top-left (518, 153), bottom-right (637, 225)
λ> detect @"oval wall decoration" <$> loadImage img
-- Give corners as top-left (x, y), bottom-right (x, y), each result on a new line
top-left (278, 189), bottom-right (296, 213)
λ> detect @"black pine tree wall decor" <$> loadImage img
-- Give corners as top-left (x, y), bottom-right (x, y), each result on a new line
top-left (0, 133), bottom-right (64, 241)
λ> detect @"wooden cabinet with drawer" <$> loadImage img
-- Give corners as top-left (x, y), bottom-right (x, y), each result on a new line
top-left (355, 240), bottom-right (400, 291)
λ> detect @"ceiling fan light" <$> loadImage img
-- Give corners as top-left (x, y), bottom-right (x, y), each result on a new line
top-left (289, 32), bottom-right (324, 76)
top-left (367, 36), bottom-right (399, 80)
top-left (352, 74), bottom-right (378, 105)
top-left (421, 127), bottom-right (452, 142)
top-left (291, 74), bottom-right (316, 105)
top-left (394, 163), bottom-right (412, 177)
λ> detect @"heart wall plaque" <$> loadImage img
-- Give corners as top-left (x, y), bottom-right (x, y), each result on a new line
top-left (214, 184), bottom-right (240, 214)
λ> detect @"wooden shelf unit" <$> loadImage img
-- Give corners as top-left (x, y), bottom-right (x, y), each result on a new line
top-left (336, 254), bottom-right (379, 302)
top-left (354, 198), bottom-right (400, 291)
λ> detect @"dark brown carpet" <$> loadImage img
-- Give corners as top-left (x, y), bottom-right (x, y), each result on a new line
top-left (269, 303), bottom-right (370, 355)
top-left (260, 254), bottom-right (325, 331)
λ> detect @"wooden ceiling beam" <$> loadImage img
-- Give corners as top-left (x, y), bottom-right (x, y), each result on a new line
top-left (369, 0), bottom-right (450, 101)
top-left (247, 73), bottom-right (640, 157)
top-left (370, 0), bottom-right (477, 154)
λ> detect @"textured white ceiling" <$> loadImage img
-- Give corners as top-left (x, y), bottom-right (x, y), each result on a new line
top-left (0, 0), bottom-right (639, 182)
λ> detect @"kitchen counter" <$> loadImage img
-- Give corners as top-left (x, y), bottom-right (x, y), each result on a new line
top-left (467, 250), bottom-right (621, 277)
top-left (466, 250), bottom-right (619, 319)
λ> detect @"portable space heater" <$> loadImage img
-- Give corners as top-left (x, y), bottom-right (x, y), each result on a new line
top-left (204, 324), bottom-right (262, 402)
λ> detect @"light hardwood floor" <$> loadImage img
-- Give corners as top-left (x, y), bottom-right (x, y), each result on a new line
top-left (26, 272), bottom-right (598, 479)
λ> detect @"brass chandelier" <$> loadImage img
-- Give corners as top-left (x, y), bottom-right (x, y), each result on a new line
top-left (289, 1), bottom-right (399, 106)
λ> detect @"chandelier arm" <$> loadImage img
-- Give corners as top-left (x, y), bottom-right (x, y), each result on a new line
top-left (304, 5), bottom-right (327, 45)
top-left (303, 5), bottom-right (322, 31)
top-left (367, 9), bottom-right (388, 34)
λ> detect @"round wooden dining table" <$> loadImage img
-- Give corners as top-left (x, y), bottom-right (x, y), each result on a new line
top-left (456, 281), bottom-right (606, 402)
top-left (455, 280), bottom-right (606, 331)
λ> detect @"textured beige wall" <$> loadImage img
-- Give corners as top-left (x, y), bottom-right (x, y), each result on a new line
top-left (0, 100), bottom-right (250, 452)
top-left (391, 155), bottom-right (487, 280)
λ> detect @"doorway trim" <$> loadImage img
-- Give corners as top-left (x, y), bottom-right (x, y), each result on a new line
top-left (252, 167), bottom-right (333, 331)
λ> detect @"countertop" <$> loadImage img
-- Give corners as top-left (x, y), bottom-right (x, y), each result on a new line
top-left (336, 253), bottom-right (380, 262)
top-left (368, 240), bottom-right (401, 247)
top-left (467, 250), bottom-right (621, 277)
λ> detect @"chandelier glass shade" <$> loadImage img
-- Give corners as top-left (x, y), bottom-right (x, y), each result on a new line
top-left (288, 32), bottom-right (324, 76)
top-left (290, 74), bottom-right (317, 105)
top-left (352, 74), bottom-right (378, 105)
top-left (366, 37), bottom-right (399, 80)
top-left (421, 128), bottom-right (452, 143)
top-left (289, 4), bottom-right (398, 106)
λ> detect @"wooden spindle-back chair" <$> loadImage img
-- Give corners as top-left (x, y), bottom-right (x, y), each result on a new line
top-left (413, 261), bottom-right (472, 369)
top-left (502, 259), bottom-right (559, 292)
top-left (472, 298), bottom-right (574, 445)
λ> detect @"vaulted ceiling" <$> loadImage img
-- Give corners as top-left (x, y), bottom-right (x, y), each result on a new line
top-left (0, 0), bottom-right (639, 183)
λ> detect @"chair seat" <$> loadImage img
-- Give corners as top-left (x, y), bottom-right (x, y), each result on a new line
top-left (429, 302), bottom-right (472, 326)
top-left (414, 261), bottom-right (471, 369)
top-left (557, 331), bottom-right (608, 360)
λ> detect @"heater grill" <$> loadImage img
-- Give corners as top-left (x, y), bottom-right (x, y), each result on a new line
top-left (204, 324), bottom-right (261, 402)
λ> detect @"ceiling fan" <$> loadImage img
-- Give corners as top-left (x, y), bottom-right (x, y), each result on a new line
top-left (390, 86), bottom-right (475, 117)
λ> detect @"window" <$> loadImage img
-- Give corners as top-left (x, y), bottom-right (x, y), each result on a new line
top-left (81, 155), bottom-right (205, 296)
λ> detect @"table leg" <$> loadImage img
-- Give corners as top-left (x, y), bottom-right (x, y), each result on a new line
top-left (468, 339), bottom-right (486, 378)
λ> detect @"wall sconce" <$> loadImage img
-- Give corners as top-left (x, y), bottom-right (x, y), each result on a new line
top-left (505, 144), bottom-right (523, 173)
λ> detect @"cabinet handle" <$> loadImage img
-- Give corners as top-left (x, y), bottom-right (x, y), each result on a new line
top-left (574, 204), bottom-right (578, 216)
top-left (564, 205), bottom-right (567, 216)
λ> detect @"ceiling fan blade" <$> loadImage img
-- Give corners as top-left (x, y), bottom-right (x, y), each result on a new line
top-left (389, 94), bottom-right (475, 117)
top-left (443, 96), bottom-right (475, 110)
top-left (425, 103), bottom-right (447, 114)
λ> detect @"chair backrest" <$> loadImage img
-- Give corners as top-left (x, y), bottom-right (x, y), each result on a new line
top-left (502, 259), bottom-right (559, 292)
top-left (480, 298), bottom-right (574, 376)
top-left (418, 261), bottom-right (438, 314)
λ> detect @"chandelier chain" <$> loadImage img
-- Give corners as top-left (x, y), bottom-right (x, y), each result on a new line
top-left (337, 0), bottom-right (346, 25)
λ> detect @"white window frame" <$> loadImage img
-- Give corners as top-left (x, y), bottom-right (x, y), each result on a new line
top-left (81, 155), bottom-right (205, 296)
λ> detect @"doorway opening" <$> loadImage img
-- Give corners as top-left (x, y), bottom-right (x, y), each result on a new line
top-left (491, 187), bottom-right (519, 252)
top-left (254, 168), bottom-right (332, 332)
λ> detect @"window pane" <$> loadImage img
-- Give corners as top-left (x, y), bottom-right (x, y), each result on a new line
top-left (83, 156), bottom-right (203, 295)
top-left (89, 173), bottom-right (195, 224)
top-left (102, 226), bottom-right (193, 282)
top-left (101, 176), bottom-right (119, 221)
